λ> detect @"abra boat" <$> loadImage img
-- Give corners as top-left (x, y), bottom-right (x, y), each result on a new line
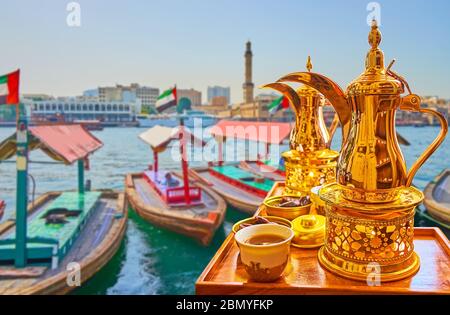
top-left (73, 119), bottom-right (104, 131)
top-left (137, 110), bottom-right (217, 129)
top-left (0, 122), bottom-right (127, 294)
top-left (423, 169), bottom-right (450, 226)
top-left (193, 165), bottom-right (271, 215)
top-left (136, 113), bottom-right (179, 128)
top-left (125, 123), bottom-right (226, 246)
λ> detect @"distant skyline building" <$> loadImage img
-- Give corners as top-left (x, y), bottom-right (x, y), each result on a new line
top-left (96, 83), bottom-right (159, 113)
top-left (178, 88), bottom-right (202, 107)
top-left (83, 89), bottom-right (99, 98)
top-left (242, 41), bottom-right (254, 104)
top-left (207, 86), bottom-right (230, 104)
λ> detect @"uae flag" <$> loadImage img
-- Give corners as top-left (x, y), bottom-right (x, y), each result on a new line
top-left (156, 87), bottom-right (177, 112)
top-left (0, 70), bottom-right (20, 105)
top-left (268, 95), bottom-right (289, 114)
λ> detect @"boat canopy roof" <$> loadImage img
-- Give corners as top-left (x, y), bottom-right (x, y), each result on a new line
top-left (139, 125), bottom-right (205, 151)
top-left (0, 124), bottom-right (103, 165)
top-left (209, 120), bottom-right (292, 144)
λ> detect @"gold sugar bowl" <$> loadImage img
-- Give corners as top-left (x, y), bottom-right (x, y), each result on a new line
top-left (291, 214), bottom-right (326, 248)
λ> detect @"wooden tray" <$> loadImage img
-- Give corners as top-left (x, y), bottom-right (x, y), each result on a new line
top-left (196, 182), bottom-right (450, 295)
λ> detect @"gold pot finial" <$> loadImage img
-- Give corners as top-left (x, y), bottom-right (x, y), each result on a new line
top-left (306, 55), bottom-right (312, 72)
top-left (297, 56), bottom-right (317, 96)
top-left (365, 19), bottom-right (384, 71)
top-left (368, 19), bottom-right (381, 49)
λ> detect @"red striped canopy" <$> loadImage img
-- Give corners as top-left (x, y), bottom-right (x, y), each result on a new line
top-left (0, 124), bottom-right (103, 164)
top-left (209, 120), bottom-right (292, 144)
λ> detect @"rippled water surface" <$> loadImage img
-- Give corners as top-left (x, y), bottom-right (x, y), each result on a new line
top-left (0, 126), bottom-right (448, 294)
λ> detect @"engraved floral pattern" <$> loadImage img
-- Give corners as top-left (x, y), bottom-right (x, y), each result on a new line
top-left (325, 208), bottom-right (415, 263)
top-left (284, 155), bottom-right (336, 195)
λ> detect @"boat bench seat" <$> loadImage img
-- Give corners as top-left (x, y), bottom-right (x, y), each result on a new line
top-left (143, 170), bottom-right (174, 191)
top-left (0, 192), bottom-right (101, 266)
top-left (143, 171), bottom-right (202, 205)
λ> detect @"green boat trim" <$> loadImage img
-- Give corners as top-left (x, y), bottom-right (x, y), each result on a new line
top-left (0, 191), bottom-right (102, 267)
top-left (211, 165), bottom-right (274, 192)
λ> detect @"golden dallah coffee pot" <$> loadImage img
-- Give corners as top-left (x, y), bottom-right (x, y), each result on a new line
top-left (275, 21), bottom-right (447, 203)
top-left (275, 21), bottom-right (448, 282)
top-left (262, 57), bottom-right (340, 198)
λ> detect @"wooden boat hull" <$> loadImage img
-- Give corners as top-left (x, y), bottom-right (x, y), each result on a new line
top-left (125, 172), bottom-right (226, 246)
top-left (191, 167), bottom-right (262, 215)
top-left (0, 190), bottom-right (127, 295)
top-left (424, 169), bottom-right (450, 226)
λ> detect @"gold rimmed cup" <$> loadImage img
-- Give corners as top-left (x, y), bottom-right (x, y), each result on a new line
top-left (235, 224), bottom-right (294, 282)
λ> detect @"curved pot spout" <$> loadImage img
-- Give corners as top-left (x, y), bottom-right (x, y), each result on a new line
top-left (277, 71), bottom-right (351, 145)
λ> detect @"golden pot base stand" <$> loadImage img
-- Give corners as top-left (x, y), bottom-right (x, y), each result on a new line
top-left (318, 246), bottom-right (421, 282)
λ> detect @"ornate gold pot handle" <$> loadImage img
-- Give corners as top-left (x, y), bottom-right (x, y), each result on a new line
top-left (400, 94), bottom-right (448, 186)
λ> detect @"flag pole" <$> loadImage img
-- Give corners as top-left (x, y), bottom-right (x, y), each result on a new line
top-left (15, 104), bottom-right (19, 125)
top-left (174, 84), bottom-right (190, 204)
top-left (15, 101), bottom-right (29, 268)
top-left (9, 69), bottom-right (28, 268)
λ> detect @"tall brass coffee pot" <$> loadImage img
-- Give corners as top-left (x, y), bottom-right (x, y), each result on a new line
top-left (263, 57), bottom-right (340, 197)
top-left (274, 21), bottom-right (447, 282)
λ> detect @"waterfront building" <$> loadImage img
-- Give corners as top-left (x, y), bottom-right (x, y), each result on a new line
top-left (227, 94), bottom-right (292, 121)
top-left (22, 94), bottom-right (53, 101)
top-left (211, 96), bottom-right (228, 107)
top-left (28, 96), bottom-right (142, 123)
top-left (192, 96), bottom-right (229, 116)
top-left (83, 89), bottom-right (99, 98)
top-left (178, 88), bottom-right (202, 107)
top-left (97, 83), bottom-right (159, 113)
top-left (207, 86), bottom-right (230, 104)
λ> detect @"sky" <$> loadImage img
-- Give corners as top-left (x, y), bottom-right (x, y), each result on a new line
top-left (0, 0), bottom-right (449, 103)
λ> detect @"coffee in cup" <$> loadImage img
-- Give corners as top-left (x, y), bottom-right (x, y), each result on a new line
top-left (235, 224), bottom-right (294, 282)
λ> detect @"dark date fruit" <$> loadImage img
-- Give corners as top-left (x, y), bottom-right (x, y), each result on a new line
top-left (277, 196), bottom-right (311, 208)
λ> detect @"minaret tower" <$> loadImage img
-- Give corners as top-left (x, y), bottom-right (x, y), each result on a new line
top-left (243, 41), bottom-right (254, 103)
